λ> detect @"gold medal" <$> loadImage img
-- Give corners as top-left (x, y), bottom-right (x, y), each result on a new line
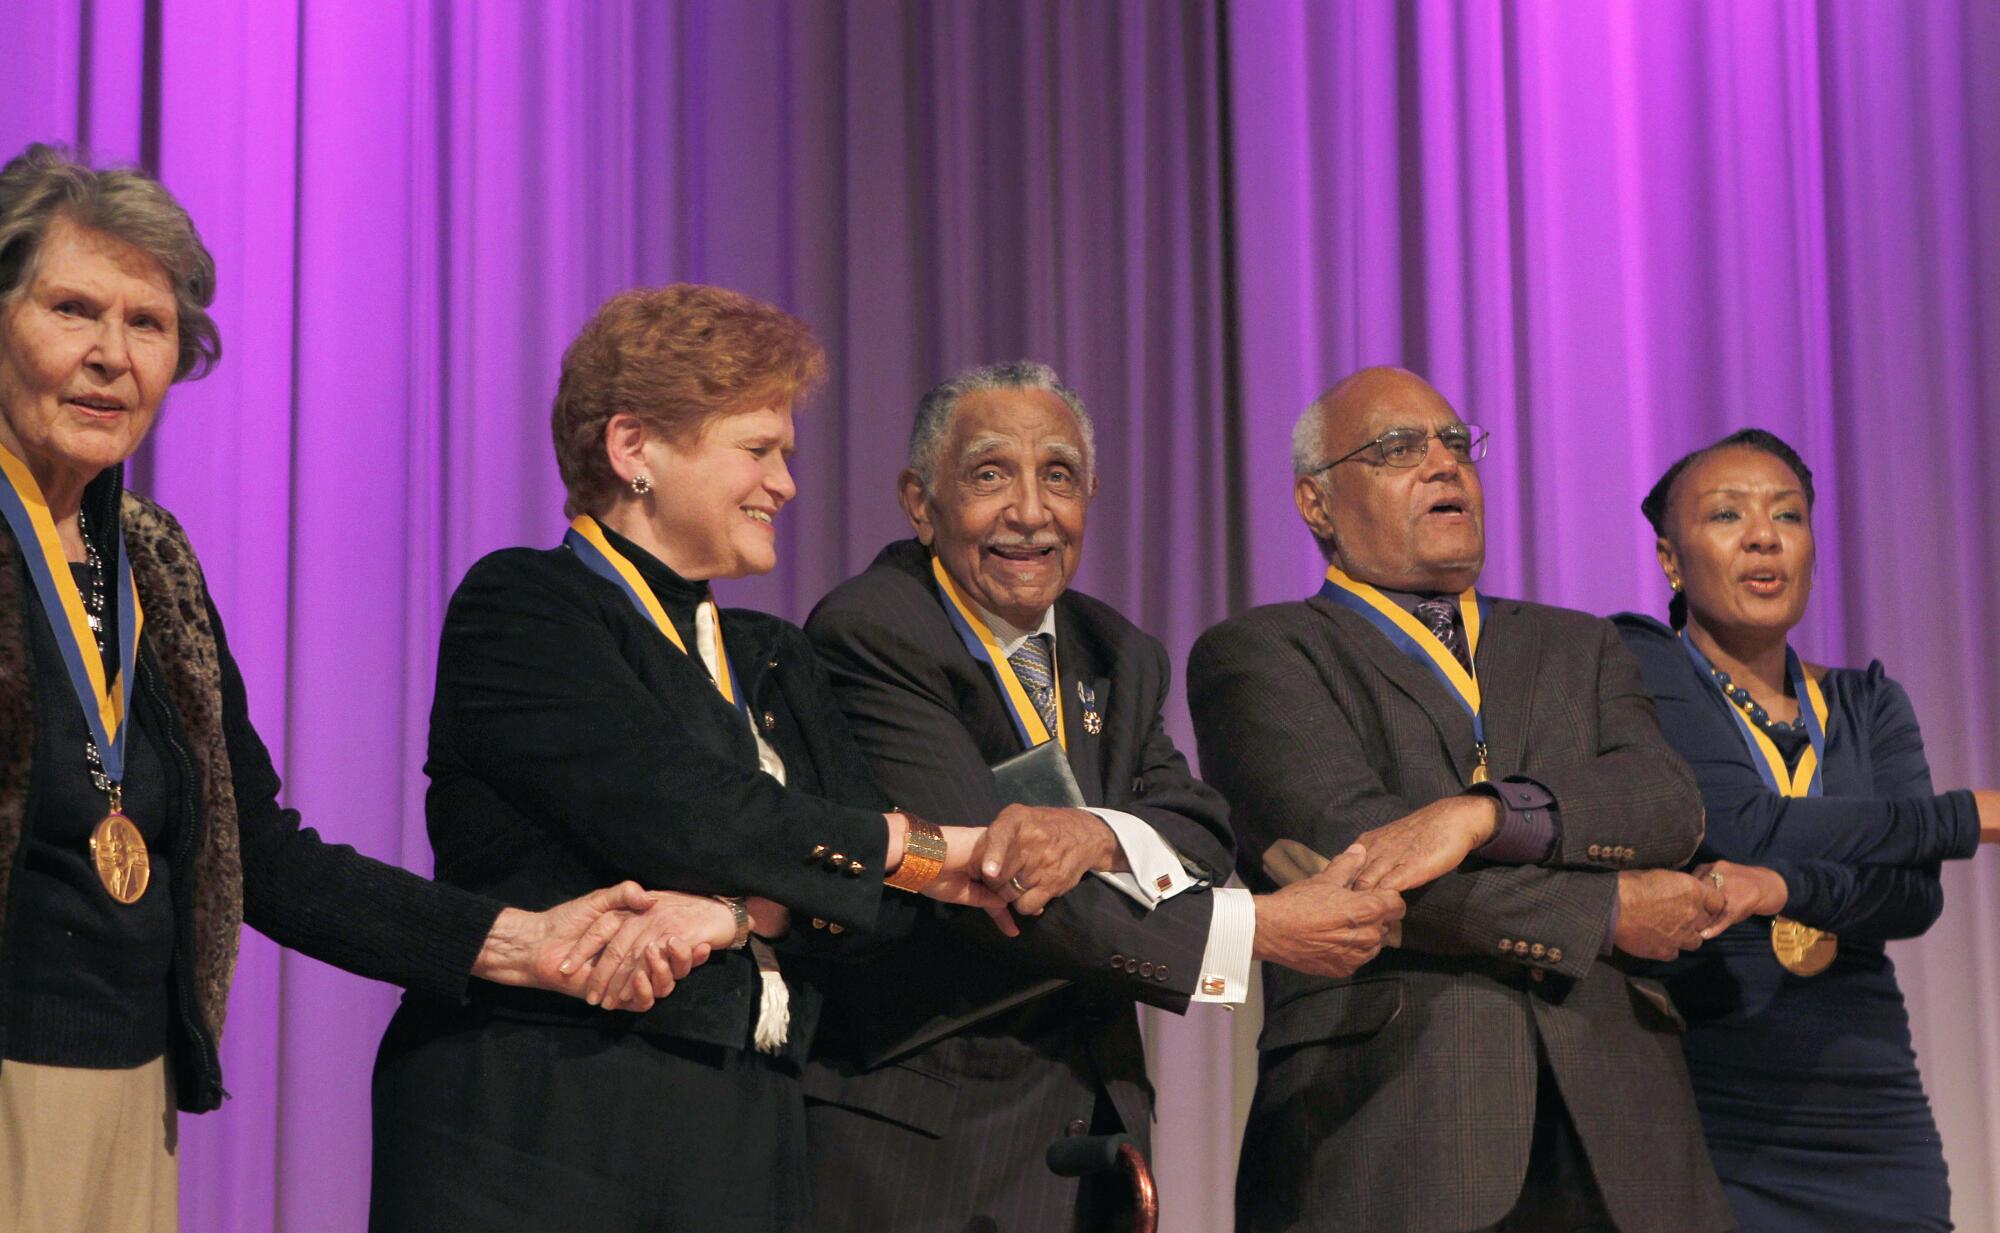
top-left (90, 811), bottom-right (151, 904)
top-left (1470, 743), bottom-right (1490, 784)
top-left (1770, 916), bottom-right (1836, 976)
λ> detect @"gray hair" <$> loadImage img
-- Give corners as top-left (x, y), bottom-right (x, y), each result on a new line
top-left (907, 360), bottom-right (1096, 492)
top-left (1292, 389), bottom-right (1333, 477)
top-left (0, 143), bottom-right (220, 382)
top-left (1292, 391), bottom-right (1341, 562)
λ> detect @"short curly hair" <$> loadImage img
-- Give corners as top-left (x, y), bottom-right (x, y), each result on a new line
top-left (552, 284), bottom-right (827, 518)
top-left (0, 143), bottom-right (220, 382)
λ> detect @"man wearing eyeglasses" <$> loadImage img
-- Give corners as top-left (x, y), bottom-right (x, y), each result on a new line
top-left (1188, 367), bottom-right (1732, 1233)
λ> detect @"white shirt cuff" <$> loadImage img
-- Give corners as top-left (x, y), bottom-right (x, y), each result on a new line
top-left (1085, 807), bottom-right (1197, 908)
top-left (1190, 887), bottom-right (1255, 1005)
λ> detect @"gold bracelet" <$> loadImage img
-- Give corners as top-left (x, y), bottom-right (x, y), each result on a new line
top-left (884, 813), bottom-right (946, 893)
top-left (712, 895), bottom-right (752, 950)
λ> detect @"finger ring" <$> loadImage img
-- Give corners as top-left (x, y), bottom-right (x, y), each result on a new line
top-left (1710, 871), bottom-right (1725, 889)
top-left (1009, 876), bottom-right (1027, 894)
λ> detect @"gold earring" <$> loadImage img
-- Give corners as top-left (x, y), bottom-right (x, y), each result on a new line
top-left (1669, 578), bottom-right (1683, 593)
top-left (630, 473), bottom-right (653, 496)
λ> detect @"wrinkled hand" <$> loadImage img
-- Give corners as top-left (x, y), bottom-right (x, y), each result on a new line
top-left (974, 805), bottom-right (1122, 917)
top-left (925, 824), bottom-right (1020, 937)
top-left (1612, 869), bottom-right (1726, 960)
top-left (1252, 844), bottom-right (1407, 978)
top-left (1352, 795), bottom-right (1499, 893)
top-left (1691, 861), bottom-right (1788, 939)
top-left (473, 882), bottom-right (678, 1010)
top-left (562, 889), bottom-right (735, 1012)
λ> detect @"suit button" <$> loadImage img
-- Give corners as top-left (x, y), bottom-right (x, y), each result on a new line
top-left (1530, 969), bottom-right (1546, 984)
top-left (811, 918), bottom-right (828, 931)
top-left (1109, 953), bottom-right (1127, 969)
top-left (845, 859), bottom-right (865, 876)
top-left (1530, 943), bottom-right (1546, 959)
top-left (767, 659), bottom-right (779, 669)
top-left (1139, 961), bottom-right (1154, 978)
top-left (1498, 937), bottom-right (1513, 952)
top-left (1622, 846), bottom-right (1635, 861)
top-left (829, 922), bottom-right (845, 935)
top-left (761, 710), bottom-right (777, 732)
top-left (1587, 844), bottom-right (1602, 859)
top-left (1155, 966), bottom-right (1168, 982)
top-left (1547, 948), bottom-right (1563, 964)
top-left (809, 844), bottom-right (829, 862)
top-left (1066, 1118), bottom-right (1088, 1137)
top-left (1123, 958), bottom-right (1140, 974)
top-left (827, 853), bottom-right (846, 871)
top-left (1513, 940), bottom-right (1530, 956)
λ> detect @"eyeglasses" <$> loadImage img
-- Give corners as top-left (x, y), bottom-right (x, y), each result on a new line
top-left (1309, 423), bottom-right (1489, 473)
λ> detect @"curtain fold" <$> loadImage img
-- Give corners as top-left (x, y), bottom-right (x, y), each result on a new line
top-left (1, 3), bottom-right (1993, 1230)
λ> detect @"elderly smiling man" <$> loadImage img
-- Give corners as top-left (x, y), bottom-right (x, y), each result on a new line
top-left (1189, 366), bottom-right (1734, 1233)
top-left (797, 361), bottom-right (1403, 1233)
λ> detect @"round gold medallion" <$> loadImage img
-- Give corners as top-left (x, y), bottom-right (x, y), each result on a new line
top-left (1770, 916), bottom-right (1836, 976)
top-left (90, 813), bottom-right (151, 904)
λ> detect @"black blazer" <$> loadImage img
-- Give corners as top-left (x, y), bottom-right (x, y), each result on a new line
top-left (798, 539), bottom-right (1232, 1233)
top-left (410, 539), bottom-right (894, 1056)
top-left (1190, 594), bottom-right (1732, 1233)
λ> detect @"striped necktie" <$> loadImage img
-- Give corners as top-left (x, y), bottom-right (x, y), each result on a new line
top-left (1007, 634), bottom-right (1061, 736)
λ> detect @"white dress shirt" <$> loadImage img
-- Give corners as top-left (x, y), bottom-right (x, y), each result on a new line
top-left (976, 601), bottom-right (1255, 1004)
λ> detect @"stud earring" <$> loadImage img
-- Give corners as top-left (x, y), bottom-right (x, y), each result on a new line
top-left (1669, 578), bottom-right (1683, 593)
top-left (630, 473), bottom-right (654, 496)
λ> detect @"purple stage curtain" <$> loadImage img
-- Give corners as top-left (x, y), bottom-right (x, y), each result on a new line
top-left (1227, 2), bottom-right (2000, 1228)
top-left (2, 2), bottom-right (1996, 1231)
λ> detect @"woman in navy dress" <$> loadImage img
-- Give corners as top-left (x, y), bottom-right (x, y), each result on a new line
top-left (1614, 428), bottom-right (1999, 1233)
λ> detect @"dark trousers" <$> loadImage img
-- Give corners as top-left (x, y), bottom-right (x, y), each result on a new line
top-left (369, 1002), bottom-right (807, 1233)
top-left (1476, 1066), bottom-right (1616, 1233)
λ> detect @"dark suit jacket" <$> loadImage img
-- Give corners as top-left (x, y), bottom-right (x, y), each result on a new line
top-left (799, 539), bottom-right (1233, 1233)
top-left (1188, 594), bottom-right (1732, 1233)
top-left (403, 541), bottom-right (892, 1055)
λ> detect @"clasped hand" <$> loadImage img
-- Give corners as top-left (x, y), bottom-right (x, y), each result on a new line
top-left (971, 804), bottom-right (1123, 917)
top-left (475, 884), bottom-right (785, 1013)
top-left (1349, 795), bottom-right (1501, 893)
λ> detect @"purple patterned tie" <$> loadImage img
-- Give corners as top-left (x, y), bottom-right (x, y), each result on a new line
top-left (1414, 598), bottom-right (1471, 671)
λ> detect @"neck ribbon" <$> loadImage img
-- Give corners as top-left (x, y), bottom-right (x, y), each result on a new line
top-left (0, 444), bottom-right (143, 792)
top-left (930, 554), bottom-right (1064, 751)
top-left (1680, 633), bottom-right (1827, 797)
top-left (1318, 563), bottom-right (1490, 780)
top-left (565, 515), bottom-right (743, 719)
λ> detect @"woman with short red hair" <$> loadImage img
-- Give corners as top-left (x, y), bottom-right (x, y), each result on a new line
top-left (369, 284), bottom-right (1004, 1232)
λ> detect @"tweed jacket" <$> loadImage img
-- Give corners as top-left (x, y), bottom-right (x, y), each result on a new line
top-left (1188, 593), bottom-right (1732, 1233)
top-left (0, 468), bottom-right (498, 1111)
top-left (798, 539), bottom-right (1232, 1233)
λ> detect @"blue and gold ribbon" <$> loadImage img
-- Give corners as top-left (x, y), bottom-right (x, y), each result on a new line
top-left (0, 443), bottom-right (143, 790)
top-left (1681, 631), bottom-right (1837, 974)
top-left (565, 515), bottom-right (744, 718)
top-left (931, 555), bottom-right (1065, 751)
top-left (1317, 563), bottom-right (1490, 780)
top-left (1680, 634), bottom-right (1827, 798)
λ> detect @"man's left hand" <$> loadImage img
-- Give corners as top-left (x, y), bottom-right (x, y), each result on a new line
top-left (1351, 795), bottom-right (1501, 893)
top-left (975, 805), bottom-right (1125, 916)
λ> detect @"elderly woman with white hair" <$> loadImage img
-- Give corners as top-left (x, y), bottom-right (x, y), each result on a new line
top-left (0, 143), bottom-right (694, 1233)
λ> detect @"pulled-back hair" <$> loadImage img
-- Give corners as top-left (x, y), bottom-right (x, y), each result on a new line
top-left (1641, 427), bottom-right (1816, 627)
top-left (551, 284), bottom-right (827, 518)
top-left (0, 143), bottom-right (220, 382)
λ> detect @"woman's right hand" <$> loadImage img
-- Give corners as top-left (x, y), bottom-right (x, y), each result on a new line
top-left (561, 890), bottom-right (736, 1012)
top-left (1692, 860), bottom-right (1790, 938)
top-left (927, 825), bottom-right (1020, 937)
